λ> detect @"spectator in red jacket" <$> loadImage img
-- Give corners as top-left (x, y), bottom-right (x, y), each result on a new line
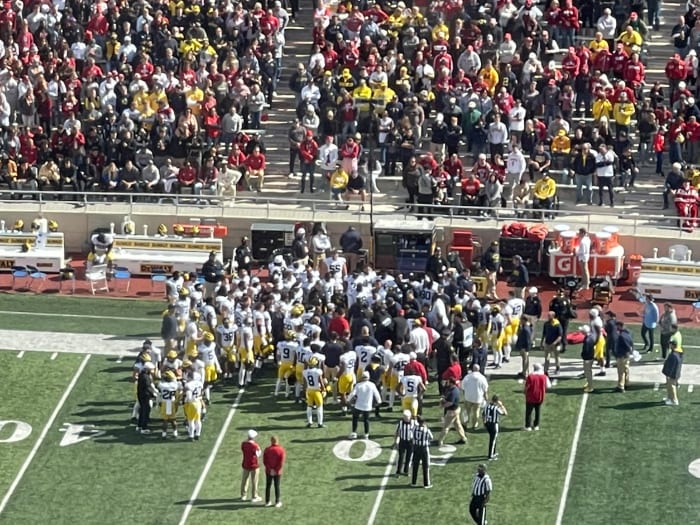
top-left (665, 54), bottom-right (688, 97)
top-left (299, 131), bottom-right (319, 194)
top-left (524, 363), bottom-right (552, 431)
top-left (176, 161), bottom-right (197, 194)
top-left (623, 54), bottom-right (646, 96)
top-left (244, 146), bottom-right (266, 192)
top-left (241, 429), bottom-right (262, 502)
top-left (263, 435), bottom-right (286, 508)
top-left (558, 0), bottom-right (580, 48)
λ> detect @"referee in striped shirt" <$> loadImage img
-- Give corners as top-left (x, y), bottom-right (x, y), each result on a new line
top-left (470, 464), bottom-right (492, 524)
top-left (394, 410), bottom-right (416, 477)
top-left (410, 416), bottom-right (433, 488)
top-left (483, 395), bottom-right (508, 460)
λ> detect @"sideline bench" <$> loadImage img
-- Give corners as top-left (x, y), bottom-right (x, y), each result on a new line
top-left (0, 232), bottom-right (66, 272)
top-left (110, 235), bottom-right (223, 276)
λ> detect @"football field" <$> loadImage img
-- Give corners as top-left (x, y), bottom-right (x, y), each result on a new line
top-left (1, 294), bottom-right (700, 525)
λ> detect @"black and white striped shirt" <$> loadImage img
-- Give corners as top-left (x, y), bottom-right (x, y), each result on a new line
top-left (412, 425), bottom-right (433, 447)
top-left (483, 403), bottom-right (504, 424)
top-left (472, 473), bottom-right (493, 497)
top-left (396, 419), bottom-right (417, 442)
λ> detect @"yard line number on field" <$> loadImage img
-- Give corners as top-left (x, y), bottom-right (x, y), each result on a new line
top-left (555, 393), bottom-right (589, 525)
top-left (0, 354), bottom-right (91, 516)
top-left (178, 388), bottom-right (246, 525)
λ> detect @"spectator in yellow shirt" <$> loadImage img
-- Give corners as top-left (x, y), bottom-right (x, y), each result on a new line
top-left (592, 92), bottom-right (613, 123)
top-left (329, 165), bottom-right (349, 203)
top-left (589, 32), bottom-right (609, 59)
top-left (550, 129), bottom-right (571, 171)
top-left (479, 60), bottom-right (500, 96)
top-left (617, 25), bottom-right (643, 54)
top-left (533, 173), bottom-right (557, 217)
top-left (613, 92), bottom-right (636, 135)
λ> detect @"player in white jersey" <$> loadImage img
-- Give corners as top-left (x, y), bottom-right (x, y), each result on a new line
top-left (253, 303), bottom-right (273, 363)
top-left (388, 351), bottom-right (410, 410)
top-left (354, 343), bottom-right (377, 376)
top-left (398, 374), bottom-right (425, 417)
top-left (489, 306), bottom-right (506, 368)
top-left (337, 349), bottom-right (357, 414)
top-left (416, 277), bottom-right (438, 307)
top-left (376, 343), bottom-right (394, 403)
top-left (184, 372), bottom-right (204, 440)
top-left (198, 332), bottom-right (221, 404)
top-left (200, 298), bottom-right (218, 333)
top-left (303, 357), bottom-right (326, 428)
top-left (274, 333), bottom-right (298, 397)
top-left (161, 350), bottom-right (183, 379)
top-left (294, 342), bottom-right (313, 403)
top-left (238, 317), bottom-right (255, 387)
top-left (216, 317), bottom-right (238, 379)
top-left (158, 371), bottom-right (182, 438)
top-left (324, 250), bottom-right (347, 278)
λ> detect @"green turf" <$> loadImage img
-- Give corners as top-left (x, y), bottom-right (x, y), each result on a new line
top-left (0, 352), bottom-right (83, 500)
top-left (0, 355), bottom-right (229, 525)
top-left (563, 384), bottom-right (700, 525)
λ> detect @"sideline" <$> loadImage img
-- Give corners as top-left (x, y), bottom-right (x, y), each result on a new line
top-left (554, 392), bottom-right (589, 525)
top-left (0, 310), bottom-right (158, 322)
top-left (178, 388), bottom-right (246, 525)
top-left (0, 354), bottom-right (92, 516)
top-left (366, 449), bottom-right (398, 525)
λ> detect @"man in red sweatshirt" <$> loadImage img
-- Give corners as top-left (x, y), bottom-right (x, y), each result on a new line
top-left (298, 131), bottom-right (319, 194)
top-left (241, 429), bottom-right (262, 502)
top-left (263, 435), bottom-right (286, 508)
top-left (523, 363), bottom-right (552, 431)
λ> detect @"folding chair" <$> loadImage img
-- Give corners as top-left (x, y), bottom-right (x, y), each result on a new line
top-left (11, 266), bottom-right (29, 289)
top-left (113, 266), bottom-right (132, 292)
top-left (86, 264), bottom-right (109, 295)
top-left (26, 265), bottom-right (48, 292)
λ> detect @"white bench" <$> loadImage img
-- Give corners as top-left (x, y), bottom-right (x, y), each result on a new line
top-left (0, 232), bottom-right (66, 272)
top-left (110, 235), bottom-right (223, 276)
top-left (636, 272), bottom-right (700, 302)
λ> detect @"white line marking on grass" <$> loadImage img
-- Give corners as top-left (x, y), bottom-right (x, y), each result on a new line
top-left (555, 392), bottom-right (589, 525)
top-left (367, 449), bottom-right (397, 525)
top-left (178, 388), bottom-right (245, 525)
top-left (653, 383), bottom-right (660, 391)
top-left (16, 351), bottom-right (24, 359)
top-left (689, 385), bottom-right (694, 393)
top-left (0, 354), bottom-right (91, 516)
top-left (116, 355), bottom-right (123, 364)
top-left (0, 310), bottom-right (158, 322)
top-left (50, 353), bottom-right (58, 360)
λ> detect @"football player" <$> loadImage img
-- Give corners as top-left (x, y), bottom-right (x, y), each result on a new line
top-left (337, 346), bottom-right (358, 414)
top-left (253, 302), bottom-right (273, 365)
top-left (184, 310), bottom-right (203, 358)
top-left (143, 340), bottom-right (162, 378)
top-left (184, 371), bottom-right (204, 441)
top-left (162, 350), bottom-right (183, 379)
top-left (397, 372), bottom-right (425, 418)
top-left (238, 316), bottom-right (255, 387)
top-left (504, 291), bottom-right (525, 363)
top-left (293, 339), bottom-right (312, 403)
top-left (198, 332), bottom-right (221, 405)
top-left (388, 350), bottom-right (410, 411)
top-left (159, 370), bottom-right (182, 438)
top-left (275, 331), bottom-right (298, 397)
top-left (303, 357), bottom-right (326, 428)
top-left (489, 306), bottom-right (505, 368)
top-left (216, 317), bottom-right (238, 379)
top-left (353, 325), bottom-right (379, 375)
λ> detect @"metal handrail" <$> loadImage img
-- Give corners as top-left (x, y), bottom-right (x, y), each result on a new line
top-left (0, 189), bottom-right (687, 236)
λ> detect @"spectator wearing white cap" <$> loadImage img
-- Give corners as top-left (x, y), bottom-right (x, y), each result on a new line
top-left (347, 371), bottom-right (381, 439)
top-left (241, 429), bottom-right (262, 502)
top-left (580, 325), bottom-right (596, 393)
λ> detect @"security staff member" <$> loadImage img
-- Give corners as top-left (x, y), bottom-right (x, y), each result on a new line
top-left (480, 241), bottom-right (501, 300)
top-left (483, 395), bottom-right (507, 460)
top-left (365, 355), bottom-right (385, 417)
top-left (235, 236), bottom-right (253, 273)
top-left (507, 255), bottom-right (529, 298)
top-left (201, 250), bottom-right (224, 299)
top-left (549, 289), bottom-right (574, 353)
top-left (411, 416), bottom-right (433, 488)
top-left (470, 463), bottom-right (492, 524)
top-left (393, 410), bottom-right (417, 477)
top-left (437, 378), bottom-right (467, 446)
top-left (515, 318), bottom-right (533, 378)
top-left (137, 362), bottom-right (158, 434)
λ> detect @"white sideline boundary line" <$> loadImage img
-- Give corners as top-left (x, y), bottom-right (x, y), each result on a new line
top-left (367, 449), bottom-right (397, 525)
top-left (178, 388), bottom-right (246, 525)
top-left (0, 354), bottom-right (91, 516)
top-left (555, 393), bottom-right (589, 525)
top-left (16, 351), bottom-right (24, 359)
top-left (0, 310), bottom-right (158, 322)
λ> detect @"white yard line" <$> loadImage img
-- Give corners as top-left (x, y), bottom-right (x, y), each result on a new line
top-left (0, 310), bottom-right (158, 322)
top-left (178, 388), bottom-right (246, 525)
top-left (50, 353), bottom-right (58, 360)
top-left (0, 354), bottom-right (91, 516)
top-left (366, 449), bottom-right (398, 525)
top-left (16, 351), bottom-right (24, 359)
top-left (555, 393), bottom-right (589, 525)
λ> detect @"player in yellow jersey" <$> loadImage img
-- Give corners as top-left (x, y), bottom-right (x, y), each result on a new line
top-left (238, 316), bottom-right (255, 387)
top-left (184, 371), bottom-right (204, 441)
top-left (398, 373), bottom-right (425, 417)
top-left (216, 317), bottom-right (237, 380)
top-left (303, 357), bottom-right (326, 428)
top-left (159, 371), bottom-right (182, 439)
top-left (275, 332), bottom-right (298, 397)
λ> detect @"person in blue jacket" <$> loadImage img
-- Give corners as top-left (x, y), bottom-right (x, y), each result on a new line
top-left (641, 294), bottom-right (659, 353)
top-left (613, 321), bottom-right (635, 393)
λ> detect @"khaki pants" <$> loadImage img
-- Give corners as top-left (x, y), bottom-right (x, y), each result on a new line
top-left (485, 270), bottom-right (498, 299)
top-left (520, 350), bottom-right (530, 376)
top-left (241, 467), bottom-right (259, 499)
top-left (543, 343), bottom-right (560, 372)
top-left (616, 357), bottom-right (630, 389)
top-left (583, 359), bottom-right (594, 389)
top-left (438, 407), bottom-right (467, 444)
top-left (463, 401), bottom-right (482, 429)
top-left (666, 376), bottom-right (678, 403)
top-left (580, 258), bottom-right (590, 290)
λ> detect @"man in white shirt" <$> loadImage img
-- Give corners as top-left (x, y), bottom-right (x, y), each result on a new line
top-left (576, 228), bottom-right (592, 290)
top-left (506, 145), bottom-right (527, 202)
top-left (347, 371), bottom-right (381, 439)
top-left (461, 364), bottom-right (489, 429)
top-left (596, 8), bottom-right (617, 45)
top-left (318, 135), bottom-right (339, 191)
top-left (487, 113), bottom-right (509, 159)
top-left (595, 144), bottom-right (616, 207)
